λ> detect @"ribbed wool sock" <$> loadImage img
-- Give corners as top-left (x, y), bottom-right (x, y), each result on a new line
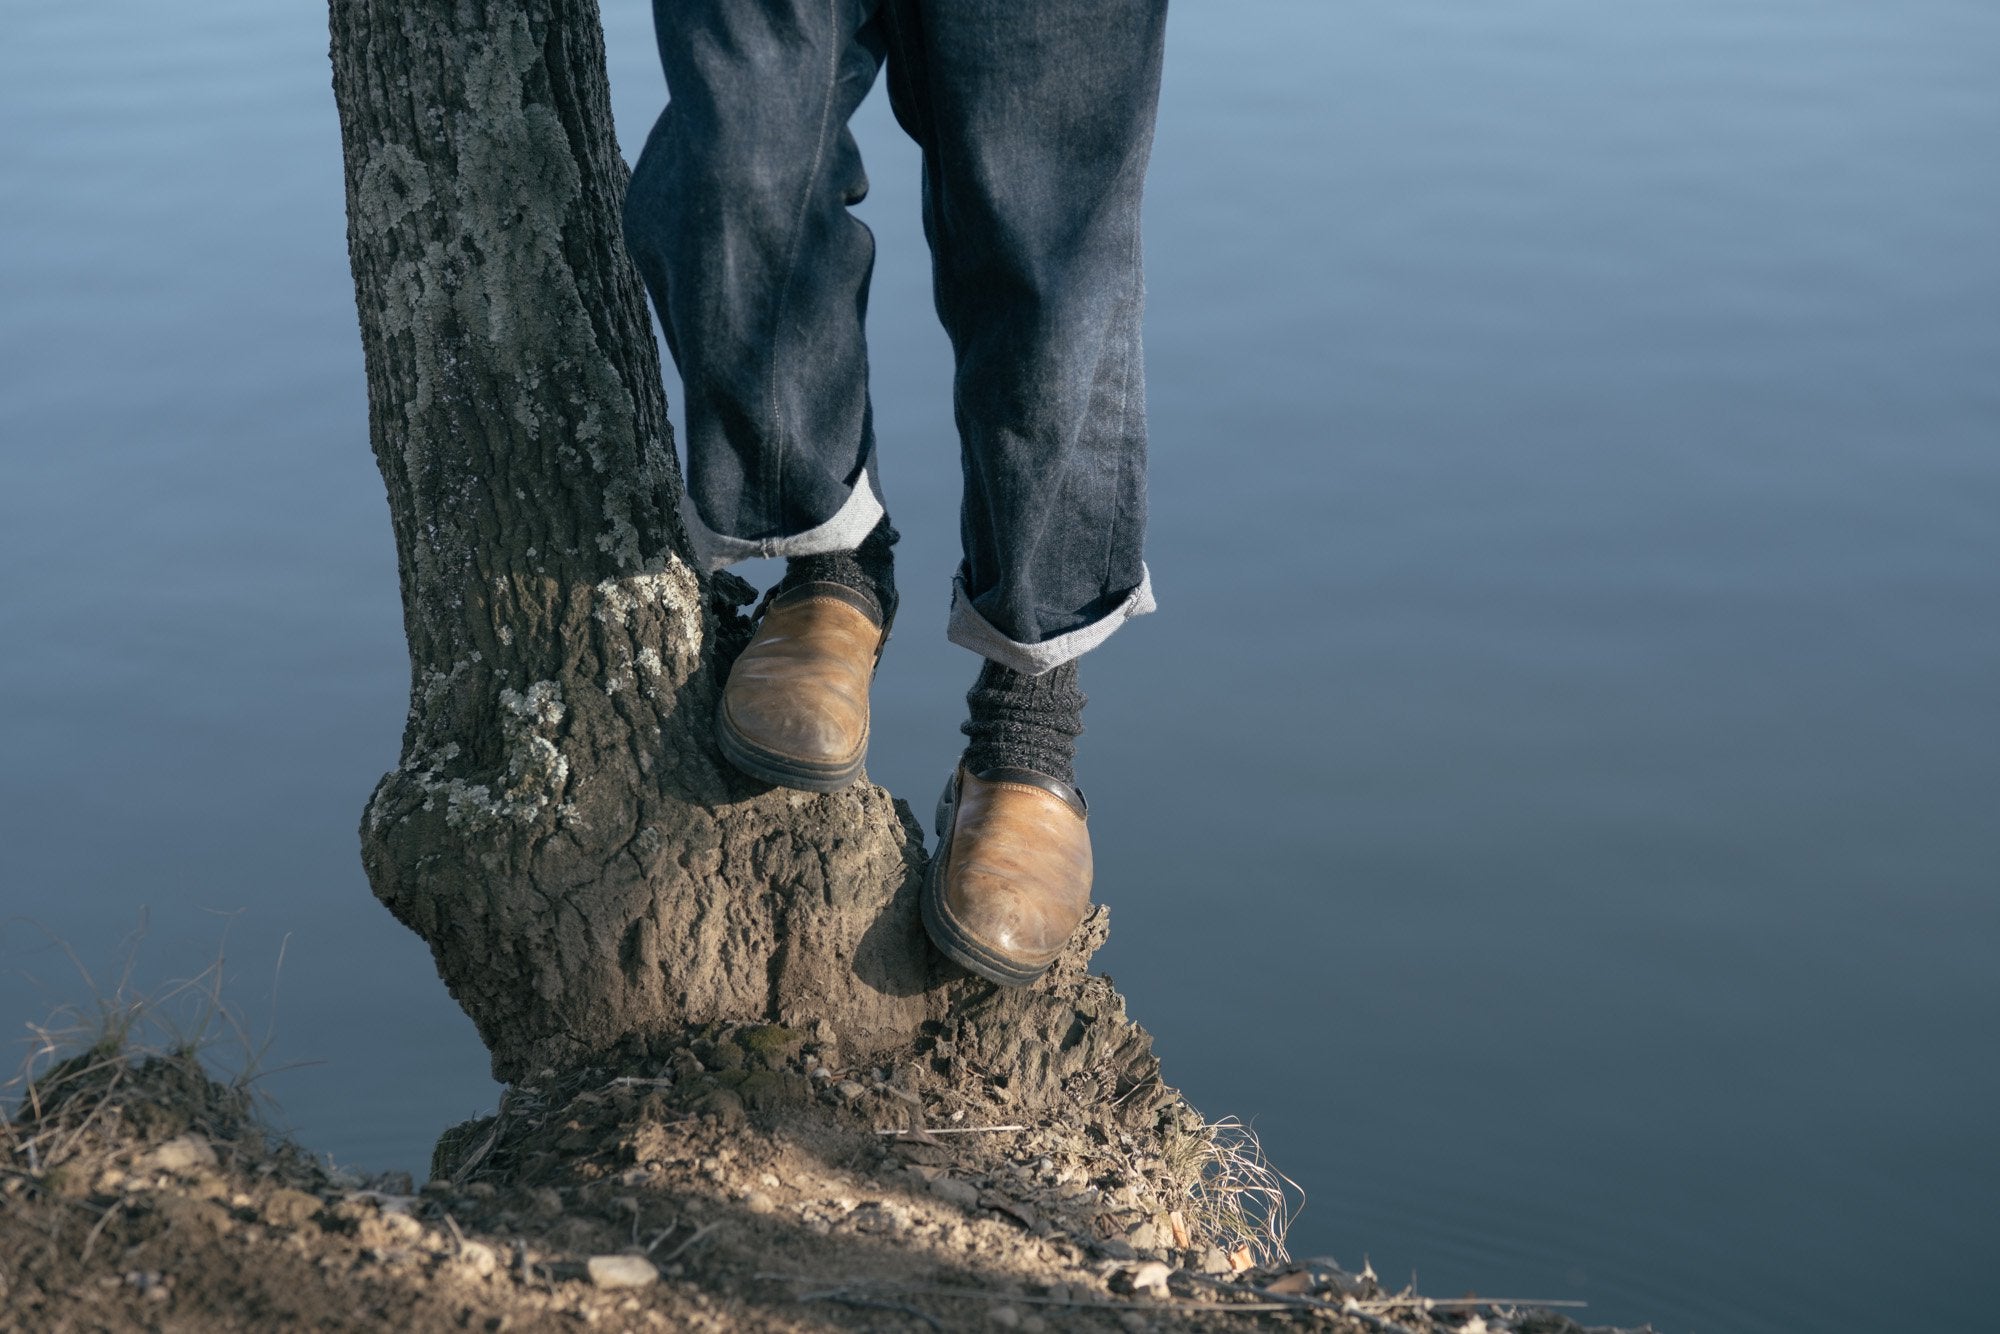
top-left (960, 658), bottom-right (1086, 787)
top-left (773, 517), bottom-right (899, 632)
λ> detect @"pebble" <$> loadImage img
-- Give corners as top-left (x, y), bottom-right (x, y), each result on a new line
top-left (586, 1255), bottom-right (658, 1289)
top-left (990, 1305), bottom-right (1020, 1327)
top-left (929, 1176), bottom-right (980, 1209)
top-left (142, 1136), bottom-right (217, 1173)
top-left (457, 1241), bottom-right (500, 1278)
top-left (260, 1188), bottom-right (324, 1229)
top-left (1119, 1313), bottom-right (1149, 1332)
top-left (742, 1190), bottom-right (776, 1215)
top-left (1130, 1260), bottom-right (1173, 1296)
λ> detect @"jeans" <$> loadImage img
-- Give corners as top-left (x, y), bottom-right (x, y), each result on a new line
top-left (623, 0), bottom-right (1166, 674)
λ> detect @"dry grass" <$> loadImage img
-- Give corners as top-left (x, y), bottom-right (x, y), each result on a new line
top-left (2, 924), bottom-right (296, 1182)
top-left (1162, 1114), bottom-right (1304, 1269)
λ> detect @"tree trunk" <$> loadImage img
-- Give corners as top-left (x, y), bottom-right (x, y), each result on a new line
top-left (326, 0), bottom-right (1161, 1110)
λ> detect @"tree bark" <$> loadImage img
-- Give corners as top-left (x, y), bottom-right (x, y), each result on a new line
top-left (326, 0), bottom-right (1161, 1112)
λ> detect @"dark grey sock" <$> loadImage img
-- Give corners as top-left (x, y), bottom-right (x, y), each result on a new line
top-left (961, 659), bottom-right (1086, 786)
top-left (774, 517), bottom-right (899, 631)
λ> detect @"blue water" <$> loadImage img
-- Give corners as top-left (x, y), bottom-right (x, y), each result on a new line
top-left (3, 3), bottom-right (1995, 1331)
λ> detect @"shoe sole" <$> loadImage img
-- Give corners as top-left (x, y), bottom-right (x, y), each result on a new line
top-left (714, 703), bottom-right (867, 794)
top-left (920, 777), bottom-right (1052, 988)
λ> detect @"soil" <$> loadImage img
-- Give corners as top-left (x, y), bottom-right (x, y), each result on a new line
top-left (2, 1034), bottom-right (1653, 1334)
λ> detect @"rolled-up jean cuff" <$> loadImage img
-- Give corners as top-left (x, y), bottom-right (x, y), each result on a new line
top-left (947, 564), bottom-right (1156, 675)
top-left (676, 467), bottom-right (886, 573)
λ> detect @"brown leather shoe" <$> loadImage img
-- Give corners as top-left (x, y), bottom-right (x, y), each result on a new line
top-left (922, 763), bottom-right (1092, 986)
top-left (716, 581), bottom-right (884, 791)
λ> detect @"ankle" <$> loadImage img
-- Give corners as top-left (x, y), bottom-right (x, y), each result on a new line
top-left (775, 517), bottom-right (899, 630)
top-left (960, 659), bottom-right (1085, 786)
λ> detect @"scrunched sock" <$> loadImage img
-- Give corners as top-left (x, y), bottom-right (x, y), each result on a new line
top-left (773, 516), bottom-right (899, 632)
top-left (960, 658), bottom-right (1086, 787)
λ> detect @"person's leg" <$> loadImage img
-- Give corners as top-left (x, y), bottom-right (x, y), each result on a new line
top-left (623, 0), bottom-right (891, 573)
top-left (625, 0), bottom-right (900, 791)
top-left (882, 0), bottom-right (1169, 675)
top-left (885, 0), bottom-right (1170, 985)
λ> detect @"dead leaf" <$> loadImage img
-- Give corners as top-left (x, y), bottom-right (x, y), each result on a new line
top-left (982, 1194), bottom-right (1041, 1231)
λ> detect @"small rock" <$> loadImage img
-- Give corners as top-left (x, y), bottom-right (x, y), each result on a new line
top-left (152, 1194), bottom-right (230, 1236)
top-left (929, 1176), bottom-right (980, 1210)
top-left (1020, 1316), bottom-right (1048, 1334)
top-left (1111, 1261), bottom-right (1173, 1297)
top-left (833, 1081), bottom-right (867, 1103)
top-left (1118, 1313), bottom-right (1148, 1332)
top-left (143, 1136), bottom-right (217, 1173)
top-left (690, 1086), bottom-right (747, 1124)
top-left (990, 1305), bottom-right (1020, 1328)
top-left (457, 1241), bottom-right (500, 1278)
top-left (464, 1181), bottom-right (497, 1200)
top-left (758, 1172), bottom-right (779, 1189)
top-left (1196, 1246), bottom-right (1232, 1275)
top-left (742, 1190), bottom-right (776, 1215)
top-left (586, 1255), bottom-right (658, 1289)
top-left (260, 1188), bottom-right (324, 1229)
top-left (528, 1187), bottom-right (564, 1218)
top-left (1127, 1221), bottom-right (1160, 1252)
top-left (1097, 1237), bottom-right (1137, 1262)
top-left (357, 1212), bottom-right (424, 1249)
top-left (187, 1172), bottom-right (230, 1201)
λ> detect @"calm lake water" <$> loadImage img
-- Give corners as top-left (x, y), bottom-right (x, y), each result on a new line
top-left (4, 3), bottom-right (1995, 1330)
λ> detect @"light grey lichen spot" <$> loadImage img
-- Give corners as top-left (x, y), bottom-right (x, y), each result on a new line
top-left (591, 558), bottom-right (703, 670)
top-left (389, 681), bottom-right (572, 833)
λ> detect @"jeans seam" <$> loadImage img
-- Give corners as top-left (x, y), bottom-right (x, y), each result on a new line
top-left (1107, 230), bottom-right (1141, 589)
top-left (768, 0), bottom-right (847, 531)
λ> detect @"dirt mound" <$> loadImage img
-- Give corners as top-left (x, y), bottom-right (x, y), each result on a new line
top-left (3, 1038), bottom-right (1651, 1333)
